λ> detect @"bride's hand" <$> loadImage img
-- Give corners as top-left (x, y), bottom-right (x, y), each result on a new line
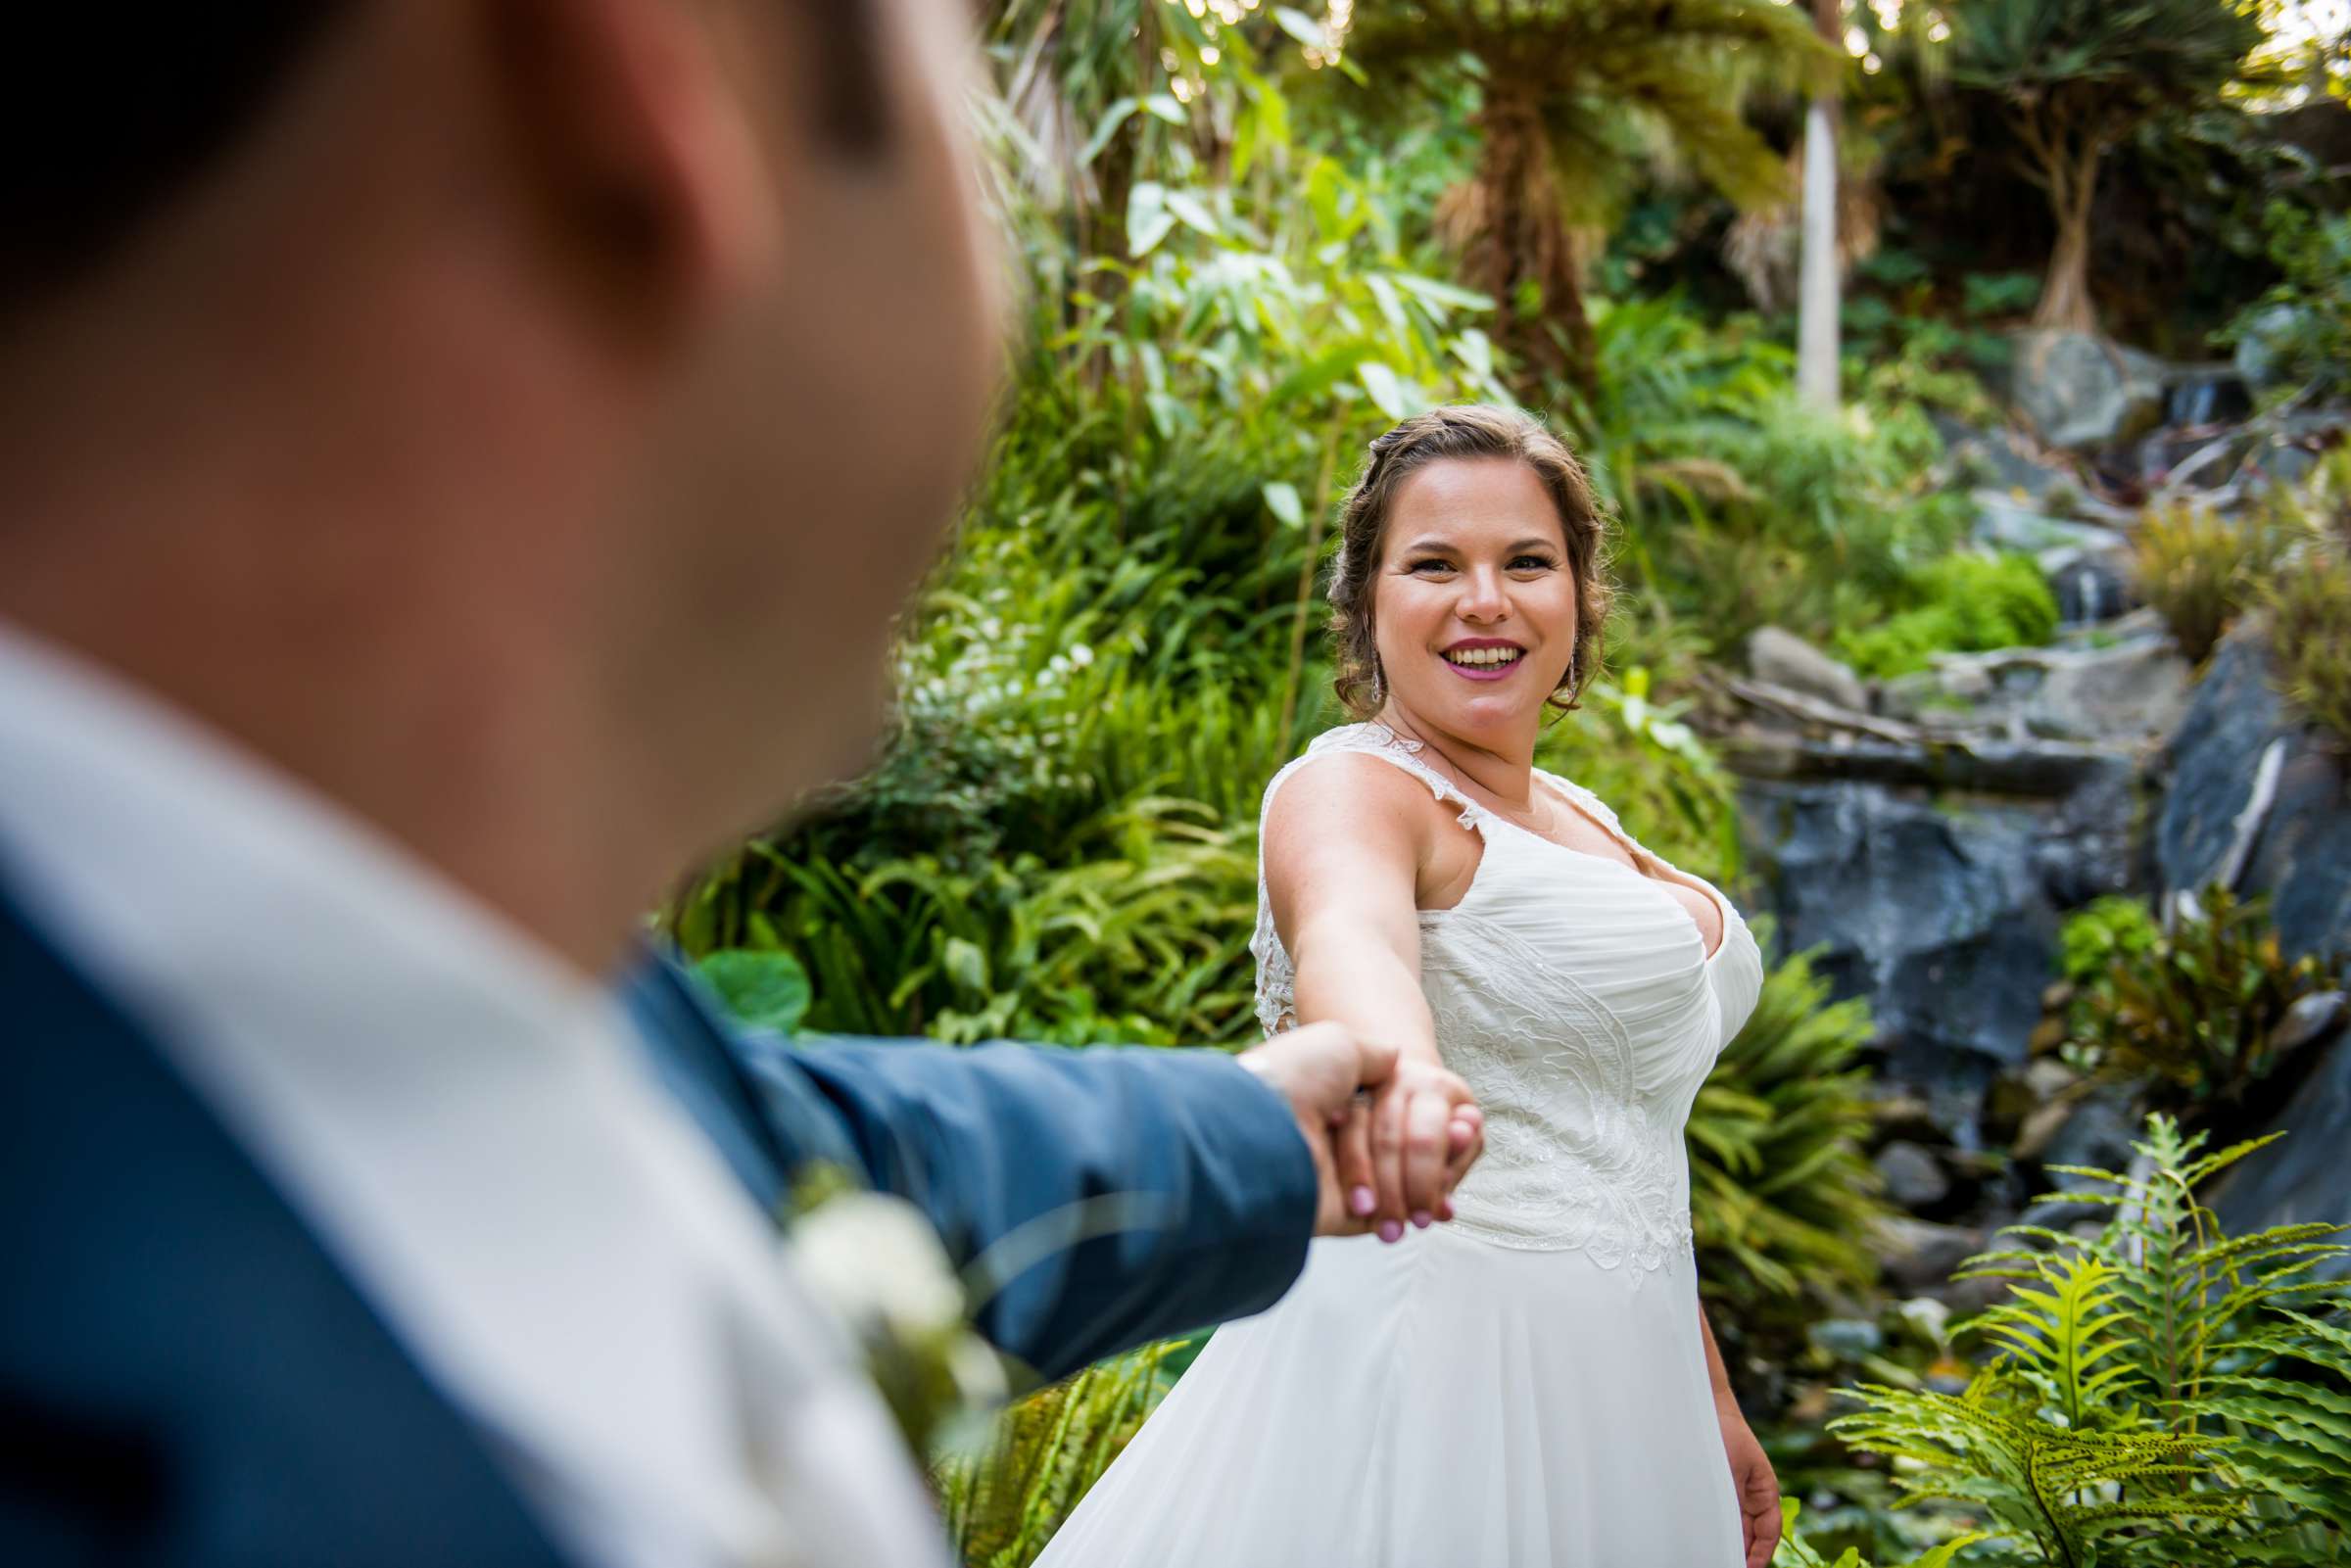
top-left (1238, 1026), bottom-right (1480, 1238)
top-left (1343, 1057), bottom-right (1481, 1242)
top-left (1715, 1397), bottom-right (1780, 1568)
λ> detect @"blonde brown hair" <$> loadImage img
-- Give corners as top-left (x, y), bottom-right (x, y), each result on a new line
top-left (1326, 404), bottom-right (1611, 718)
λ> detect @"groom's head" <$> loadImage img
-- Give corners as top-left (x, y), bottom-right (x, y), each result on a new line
top-left (0, 1), bottom-right (1007, 964)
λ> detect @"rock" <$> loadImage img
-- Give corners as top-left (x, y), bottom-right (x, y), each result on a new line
top-left (2013, 1097), bottom-right (2074, 1163)
top-left (2165, 367), bottom-right (2254, 429)
top-left (1740, 782), bottom-right (2072, 1137)
top-left (2046, 553), bottom-right (2135, 628)
top-left (2024, 1058), bottom-right (2080, 1099)
top-left (2023, 642), bottom-right (2191, 743)
top-left (1747, 626), bottom-right (1868, 715)
top-left (1880, 1217), bottom-right (1986, 1294)
top-left (2158, 625), bottom-right (2351, 964)
top-left (1874, 1140), bottom-right (1952, 1211)
top-left (1974, 492), bottom-right (2131, 557)
top-left (2039, 1083), bottom-right (2142, 1176)
top-left (2274, 991), bottom-right (2347, 1058)
top-left (1933, 418), bottom-right (2081, 501)
top-left (2012, 332), bottom-right (2169, 451)
top-left (1806, 1317), bottom-right (1885, 1361)
top-left (2213, 1030), bottom-right (2351, 1282)
top-left (2232, 302), bottom-right (2310, 393)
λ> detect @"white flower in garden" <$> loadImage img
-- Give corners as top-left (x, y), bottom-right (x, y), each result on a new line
top-left (791, 1190), bottom-right (968, 1344)
top-left (1069, 643), bottom-right (1094, 669)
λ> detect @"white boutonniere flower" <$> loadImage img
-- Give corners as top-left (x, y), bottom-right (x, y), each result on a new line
top-left (787, 1164), bottom-right (1008, 1457)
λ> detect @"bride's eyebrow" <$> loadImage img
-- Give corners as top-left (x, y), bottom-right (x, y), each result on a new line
top-left (1394, 536), bottom-right (1558, 555)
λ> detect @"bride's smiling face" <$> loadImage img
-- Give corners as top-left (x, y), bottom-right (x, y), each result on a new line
top-left (1372, 457), bottom-right (1579, 742)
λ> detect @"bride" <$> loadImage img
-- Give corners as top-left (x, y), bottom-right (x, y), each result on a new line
top-left (1034, 404), bottom-right (1779, 1567)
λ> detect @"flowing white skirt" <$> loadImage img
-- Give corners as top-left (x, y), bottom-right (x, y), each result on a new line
top-left (1033, 1226), bottom-right (1745, 1567)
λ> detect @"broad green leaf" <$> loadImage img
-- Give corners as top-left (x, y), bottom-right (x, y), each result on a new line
top-left (1127, 182), bottom-right (1175, 258)
top-left (1261, 480), bottom-right (1304, 529)
top-left (942, 936), bottom-right (989, 996)
top-left (1080, 98), bottom-right (1139, 167)
top-left (1271, 6), bottom-right (1325, 48)
top-left (1164, 189), bottom-right (1221, 237)
top-left (1357, 360), bottom-right (1409, 421)
top-left (1140, 93), bottom-right (1186, 126)
top-left (695, 949), bottom-right (812, 1035)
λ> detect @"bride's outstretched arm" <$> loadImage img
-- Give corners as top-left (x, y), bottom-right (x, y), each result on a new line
top-left (1262, 753), bottom-right (1481, 1237)
top-left (1698, 1300), bottom-right (1781, 1568)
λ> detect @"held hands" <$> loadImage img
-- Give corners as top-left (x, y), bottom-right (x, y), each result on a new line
top-left (1238, 1022), bottom-right (1484, 1240)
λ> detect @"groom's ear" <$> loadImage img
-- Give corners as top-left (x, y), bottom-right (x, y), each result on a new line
top-left (479, 0), bottom-right (815, 359)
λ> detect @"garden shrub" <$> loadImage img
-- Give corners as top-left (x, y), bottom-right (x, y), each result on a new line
top-left (1834, 552), bottom-right (2059, 679)
top-left (2057, 885), bottom-right (2343, 1123)
top-left (2133, 500), bottom-right (2297, 666)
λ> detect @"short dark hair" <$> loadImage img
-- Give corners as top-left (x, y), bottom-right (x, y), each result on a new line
top-left (0, 2), bottom-right (891, 319)
top-left (1325, 404), bottom-right (1613, 718)
top-left (0, 6), bottom-right (356, 314)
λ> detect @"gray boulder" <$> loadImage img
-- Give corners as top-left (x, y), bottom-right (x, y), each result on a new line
top-left (2012, 332), bottom-right (2169, 451)
top-left (2024, 642), bottom-right (2191, 743)
top-left (2213, 1030), bottom-right (2351, 1283)
top-left (2157, 626), bottom-right (2351, 964)
top-left (1747, 627), bottom-right (1868, 714)
top-left (1874, 1140), bottom-right (1952, 1211)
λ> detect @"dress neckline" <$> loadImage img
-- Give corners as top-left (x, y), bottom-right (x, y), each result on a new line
top-left (1356, 721), bottom-right (1733, 966)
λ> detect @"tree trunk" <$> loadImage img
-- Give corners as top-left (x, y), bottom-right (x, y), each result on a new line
top-left (1797, 99), bottom-right (1841, 409)
top-left (2030, 139), bottom-right (2103, 335)
top-left (1796, 0), bottom-right (1842, 410)
top-left (1455, 75), bottom-right (1597, 396)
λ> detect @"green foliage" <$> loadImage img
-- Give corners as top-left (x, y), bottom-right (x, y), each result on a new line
top-left (934, 1334), bottom-right (1200, 1568)
top-left (1835, 553), bottom-right (2060, 680)
top-left (692, 949), bottom-right (812, 1036)
top-left (2132, 499), bottom-right (2299, 667)
top-left (2056, 896), bottom-right (2163, 989)
top-left (1831, 1116), bottom-right (2351, 1566)
top-left (2260, 447), bottom-right (2351, 748)
top-left (2059, 884), bottom-right (2344, 1117)
top-left (1775, 1497), bottom-right (1993, 1567)
top-left (1689, 927), bottom-right (1889, 1322)
top-left (2223, 203), bottom-right (2351, 401)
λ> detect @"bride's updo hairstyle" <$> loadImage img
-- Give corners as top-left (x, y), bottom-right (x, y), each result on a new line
top-left (1327, 404), bottom-right (1611, 719)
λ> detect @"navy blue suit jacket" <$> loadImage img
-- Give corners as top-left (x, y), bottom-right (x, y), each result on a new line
top-left (0, 886), bottom-right (1314, 1565)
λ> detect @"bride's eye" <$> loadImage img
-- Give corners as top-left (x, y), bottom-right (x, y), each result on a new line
top-left (1408, 558), bottom-right (1455, 575)
top-left (1511, 554), bottom-right (1558, 572)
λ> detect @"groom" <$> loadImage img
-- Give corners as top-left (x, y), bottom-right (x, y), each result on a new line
top-left (0, 2), bottom-right (1483, 1565)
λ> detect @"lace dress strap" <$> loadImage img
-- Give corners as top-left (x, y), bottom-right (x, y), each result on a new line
top-left (1249, 723), bottom-right (1491, 1037)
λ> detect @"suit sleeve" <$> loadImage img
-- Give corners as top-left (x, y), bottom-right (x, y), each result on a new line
top-left (742, 1032), bottom-right (1319, 1381)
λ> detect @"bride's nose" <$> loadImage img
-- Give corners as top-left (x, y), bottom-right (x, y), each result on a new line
top-left (1457, 566), bottom-right (1510, 623)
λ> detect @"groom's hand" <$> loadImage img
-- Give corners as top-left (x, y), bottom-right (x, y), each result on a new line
top-left (1239, 1024), bottom-right (1481, 1237)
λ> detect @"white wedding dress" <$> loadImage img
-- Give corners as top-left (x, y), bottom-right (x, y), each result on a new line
top-left (1033, 722), bottom-right (1766, 1567)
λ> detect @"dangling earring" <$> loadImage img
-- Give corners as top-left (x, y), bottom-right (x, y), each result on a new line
top-left (1367, 653), bottom-right (1386, 709)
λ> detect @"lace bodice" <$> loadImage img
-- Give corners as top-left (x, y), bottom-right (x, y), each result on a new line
top-left (1251, 723), bottom-right (1764, 1277)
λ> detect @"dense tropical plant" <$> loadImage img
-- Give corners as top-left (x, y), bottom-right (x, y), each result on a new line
top-left (1689, 926), bottom-right (1889, 1328)
top-left (935, 1333), bottom-right (1201, 1568)
top-left (1833, 551), bottom-right (2060, 679)
top-left (2057, 884), bottom-right (2345, 1121)
top-left (1342, 0), bottom-right (1837, 389)
top-left (1831, 1116), bottom-right (2351, 1565)
top-left (1938, 0), bottom-right (2277, 333)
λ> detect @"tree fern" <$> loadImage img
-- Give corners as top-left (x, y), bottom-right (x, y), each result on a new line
top-left (1832, 1115), bottom-right (2350, 1565)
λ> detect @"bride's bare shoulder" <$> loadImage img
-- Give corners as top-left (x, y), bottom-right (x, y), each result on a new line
top-left (1261, 747), bottom-right (1442, 860)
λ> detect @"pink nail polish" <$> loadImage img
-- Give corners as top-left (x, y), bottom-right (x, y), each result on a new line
top-left (1377, 1218), bottom-right (1404, 1244)
top-left (1412, 1210), bottom-right (1431, 1229)
top-left (1349, 1185), bottom-right (1375, 1217)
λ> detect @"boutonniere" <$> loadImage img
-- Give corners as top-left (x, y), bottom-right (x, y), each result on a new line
top-left (785, 1162), bottom-right (1009, 1458)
